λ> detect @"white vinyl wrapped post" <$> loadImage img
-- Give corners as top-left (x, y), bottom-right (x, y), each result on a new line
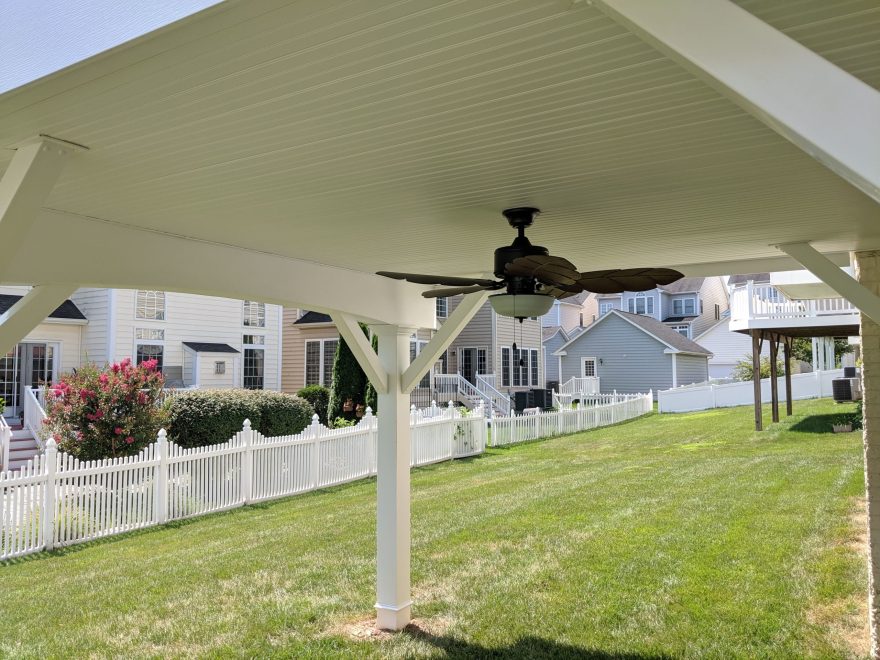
top-left (373, 324), bottom-right (414, 631)
top-left (41, 439), bottom-right (58, 550)
top-left (241, 419), bottom-right (253, 504)
top-left (155, 429), bottom-right (168, 524)
top-left (310, 414), bottom-right (321, 489)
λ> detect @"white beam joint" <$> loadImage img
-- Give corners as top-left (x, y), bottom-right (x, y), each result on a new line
top-left (400, 291), bottom-right (490, 394)
top-left (0, 137), bottom-right (82, 276)
top-left (777, 242), bottom-right (880, 325)
top-left (0, 285), bottom-right (78, 356)
top-left (591, 0), bottom-right (880, 203)
top-left (330, 312), bottom-right (388, 394)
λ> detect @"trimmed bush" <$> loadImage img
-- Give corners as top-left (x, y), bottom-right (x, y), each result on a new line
top-left (297, 385), bottom-right (330, 424)
top-left (165, 389), bottom-right (314, 448)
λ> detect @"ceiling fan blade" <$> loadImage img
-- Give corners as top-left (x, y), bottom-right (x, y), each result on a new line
top-left (539, 285), bottom-right (582, 299)
top-left (420, 285), bottom-right (497, 298)
top-left (505, 255), bottom-right (580, 286)
top-left (377, 271), bottom-right (498, 287)
top-left (577, 268), bottom-right (684, 294)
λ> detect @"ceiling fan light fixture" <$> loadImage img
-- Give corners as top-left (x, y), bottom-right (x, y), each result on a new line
top-left (489, 293), bottom-right (554, 320)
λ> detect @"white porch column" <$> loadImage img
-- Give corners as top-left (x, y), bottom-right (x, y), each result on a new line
top-left (372, 324), bottom-right (415, 630)
top-left (854, 250), bottom-right (880, 656)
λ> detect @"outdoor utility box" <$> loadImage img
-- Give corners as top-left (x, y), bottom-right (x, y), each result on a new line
top-left (832, 377), bottom-right (862, 402)
top-left (514, 390), bottom-right (535, 412)
top-left (530, 388), bottom-right (553, 409)
top-left (844, 366), bottom-right (858, 378)
top-left (546, 380), bottom-right (559, 393)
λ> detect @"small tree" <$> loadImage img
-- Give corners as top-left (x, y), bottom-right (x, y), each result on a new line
top-left (731, 355), bottom-right (785, 382)
top-left (327, 323), bottom-right (370, 423)
top-left (790, 337), bottom-right (853, 368)
top-left (43, 359), bottom-right (166, 460)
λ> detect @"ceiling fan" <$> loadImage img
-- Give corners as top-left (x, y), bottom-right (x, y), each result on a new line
top-left (377, 208), bottom-right (684, 321)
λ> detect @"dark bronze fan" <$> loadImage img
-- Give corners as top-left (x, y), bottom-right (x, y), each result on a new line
top-left (377, 208), bottom-right (683, 320)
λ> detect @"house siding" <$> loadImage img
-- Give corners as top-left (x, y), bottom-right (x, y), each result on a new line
top-left (110, 290), bottom-right (281, 390)
top-left (675, 354), bottom-right (709, 386)
top-left (494, 313), bottom-right (542, 390)
top-left (19, 322), bottom-right (83, 377)
top-left (70, 288), bottom-right (110, 365)
top-left (696, 321), bottom-right (769, 379)
top-left (446, 298), bottom-right (494, 374)
top-left (559, 314), bottom-right (674, 394)
top-left (281, 315), bottom-right (339, 393)
top-left (692, 277), bottom-right (729, 337)
top-left (543, 331), bottom-right (567, 385)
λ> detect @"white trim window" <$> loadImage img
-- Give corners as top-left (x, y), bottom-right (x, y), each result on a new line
top-left (435, 297), bottom-right (448, 319)
top-left (243, 334), bottom-right (266, 389)
top-left (135, 327), bottom-right (165, 370)
top-left (305, 338), bottom-right (338, 388)
top-left (670, 324), bottom-right (690, 338)
top-left (672, 297), bottom-right (696, 316)
top-left (136, 290), bottom-right (166, 321)
top-left (627, 294), bottom-right (654, 316)
top-left (530, 349), bottom-right (539, 387)
top-left (501, 347), bottom-right (511, 387)
top-left (243, 300), bottom-right (266, 327)
top-left (599, 301), bottom-right (615, 315)
top-left (582, 357), bottom-right (597, 378)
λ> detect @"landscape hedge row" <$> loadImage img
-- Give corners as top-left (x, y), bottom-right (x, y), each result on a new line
top-left (164, 389), bottom-right (314, 448)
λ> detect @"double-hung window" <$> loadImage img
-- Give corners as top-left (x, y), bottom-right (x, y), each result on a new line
top-left (627, 295), bottom-right (654, 315)
top-left (672, 298), bottom-right (696, 316)
top-left (136, 290), bottom-right (165, 321)
top-left (501, 347), bottom-right (511, 387)
top-left (135, 328), bottom-right (165, 370)
top-left (243, 334), bottom-right (266, 389)
top-left (599, 301), bottom-right (614, 315)
top-left (530, 349), bottom-right (539, 387)
top-left (305, 338), bottom-right (338, 388)
top-left (435, 298), bottom-right (448, 319)
top-left (243, 300), bottom-right (266, 327)
top-left (670, 325), bottom-right (690, 338)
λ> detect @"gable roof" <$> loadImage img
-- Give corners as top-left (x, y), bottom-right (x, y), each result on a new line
top-left (553, 309), bottom-right (712, 356)
top-left (293, 311), bottom-right (332, 325)
top-left (182, 342), bottom-right (239, 354)
top-left (0, 294), bottom-right (86, 321)
top-left (658, 277), bottom-right (706, 294)
top-left (542, 326), bottom-right (568, 342)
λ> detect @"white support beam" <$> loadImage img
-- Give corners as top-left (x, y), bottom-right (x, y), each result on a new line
top-left (372, 324), bottom-right (412, 630)
top-left (0, 137), bottom-right (82, 276)
top-left (330, 312), bottom-right (389, 395)
top-left (591, 0), bottom-right (880, 203)
top-left (777, 242), bottom-right (880, 325)
top-left (3, 209), bottom-right (435, 328)
top-left (400, 291), bottom-right (490, 394)
top-left (0, 285), bottom-right (78, 356)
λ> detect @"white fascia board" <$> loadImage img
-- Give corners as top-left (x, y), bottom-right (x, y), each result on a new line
top-left (42, 317), bottom-right (88, 326)
top-left (3, 209), bottom-right (435, 328)
top-left (592, 0), bottom-right (880, 203)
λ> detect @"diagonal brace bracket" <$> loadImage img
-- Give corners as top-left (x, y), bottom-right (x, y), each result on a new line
top-left (330, 312), bottom-right (388, 395)
top-left (776, 242), bottom-right (880, 324)
top-left (0, 285), bottom-right (79, 356)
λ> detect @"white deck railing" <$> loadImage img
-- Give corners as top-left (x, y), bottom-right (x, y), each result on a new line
top-left (22, 387), bottom-right (49, 450)
top-left (490, 392), bottom-right (651, 447)
top-left (0, 416), bottom-right (10, 472)
top-left (552, 376), bottom-right (600, 407)
top-left (475, 374), bottom-right (511, 415)
top-left (730, 283), bottom-right (857, 323)
top-left (0, 406), bottom-right (486, 560)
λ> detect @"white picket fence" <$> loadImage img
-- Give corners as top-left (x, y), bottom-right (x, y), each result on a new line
top-left (0, 405), bottom-right (486, 560)
top-left (490, 392), bottom-right (652, 447)
top-left (657, 368), bottom-right (845, 413)
top-left (0, 393), bottom-right (654, 560)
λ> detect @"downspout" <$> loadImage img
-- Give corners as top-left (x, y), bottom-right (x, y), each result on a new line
top-left (106, 289), bottom-right (117, 364)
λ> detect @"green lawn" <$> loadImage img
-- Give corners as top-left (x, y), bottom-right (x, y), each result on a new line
top-left (0, 399), bottom-right (868, 659)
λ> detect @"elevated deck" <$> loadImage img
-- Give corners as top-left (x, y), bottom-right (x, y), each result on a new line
top-left (729, 283), bottom-right (859, 337)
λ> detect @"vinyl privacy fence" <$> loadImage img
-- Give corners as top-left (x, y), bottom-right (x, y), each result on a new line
top-left (1, 394), bottom-right (652, 560)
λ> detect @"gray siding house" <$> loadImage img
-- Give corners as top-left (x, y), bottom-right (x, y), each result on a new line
top-left (553, 310), bottom-right (712, 396)
top-left (542, 326), bottom-right (571, 388)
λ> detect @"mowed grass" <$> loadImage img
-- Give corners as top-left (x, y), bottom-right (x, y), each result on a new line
top-left (0, 399), bottom-right (868, 659)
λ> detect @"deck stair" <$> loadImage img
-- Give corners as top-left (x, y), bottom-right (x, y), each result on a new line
top-left (433, 374), bottom-right (510, 415)
top-left (2, 419), bottom-right (41, 472)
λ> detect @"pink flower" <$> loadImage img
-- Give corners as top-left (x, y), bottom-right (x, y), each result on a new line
top-left (99, 373), bottom-right (109, 385)
top-left (114, 427), bottom-right (124, 435)
top-left (125, 436), bottom-right (135, 444)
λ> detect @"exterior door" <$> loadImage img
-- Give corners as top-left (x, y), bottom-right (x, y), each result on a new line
top-left (0, 345), bottom-right (21, 417)
top-left (459, 348), bottom-right (476, 384)
top-left (582, 357), bottom-right (597, 378)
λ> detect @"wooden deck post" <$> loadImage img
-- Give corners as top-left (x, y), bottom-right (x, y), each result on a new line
top-left (752, 331), bottom-right (762, 431)
top-left (783, 337), bottom-right (793, 416)
top-left (769, 333), bottom-right (780, 423)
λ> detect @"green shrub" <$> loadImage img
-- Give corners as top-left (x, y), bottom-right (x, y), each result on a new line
top-left (331, 416), bottom-right (357, 429)
top-left (297, 385), bottom-right (330, 424)
top-left (364, 333), bottom-right (379, 413)
top-left (328, 324), bottom-right (370, 423)
top-left (165, 389), bottom-right (314, 447)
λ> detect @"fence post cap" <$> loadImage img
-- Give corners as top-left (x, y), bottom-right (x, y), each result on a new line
top-left (311, 413), bottom-right (321, 424)
top-left (157, 428), bottom-right (167, 439)
top-left (243, 418), bottom-right (252, 430)
top-left (365, 406), bottom-right (373, 416)
top-left (447, 400), bottom-right (455, 408)
top-left (431, 400), bottom-right (437, 406)
top-left (45, 437), bottom-right (57, 451)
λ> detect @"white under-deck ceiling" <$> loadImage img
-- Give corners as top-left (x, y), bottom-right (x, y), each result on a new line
top-left (1, 0), bottom-right (878, 279)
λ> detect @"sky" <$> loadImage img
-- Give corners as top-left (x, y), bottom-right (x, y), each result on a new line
top-left (0, 0), bottom-right (221, 93)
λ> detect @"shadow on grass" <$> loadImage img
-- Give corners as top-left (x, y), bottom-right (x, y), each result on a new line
top-left (403, 625), bottom-right (671, 659)
top-left (790, 414), bottom-right (860, 434)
